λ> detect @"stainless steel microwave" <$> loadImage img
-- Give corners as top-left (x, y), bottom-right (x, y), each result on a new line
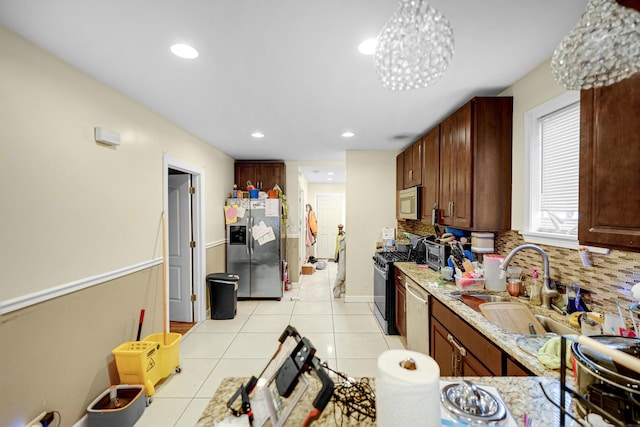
top-left (398, 186), bottom-right (421, 220)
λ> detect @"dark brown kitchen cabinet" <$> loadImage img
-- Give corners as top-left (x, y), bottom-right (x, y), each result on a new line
top-left (421, 127), bottom-right (440, 223)
top-left (438, 97), bottom-right (513, 231)
top-left (235, 162), bottom-right (286, 193)
top-left (403, 139), bottom-right (423, 188)
top-left (395, 272), bottom-right (407, 342)
top-left (396, 153), bottom-right (404, 191)
top-left (430, 297), bottom-right (501, 376)
top-left (505, 357), bottom-right (532, 376)
top-left (579, 72), bottom-right (640, 251)
top-left (432, 320), bottom-right (492, 376)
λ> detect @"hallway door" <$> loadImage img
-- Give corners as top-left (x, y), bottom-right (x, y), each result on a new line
top-left (316, 194), bottom-right (345, 259)
top-left (168, 173), bottom-right (193, 322)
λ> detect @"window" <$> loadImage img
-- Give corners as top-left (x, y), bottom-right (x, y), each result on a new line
top-left (522, 91), bottom-right (580, 249)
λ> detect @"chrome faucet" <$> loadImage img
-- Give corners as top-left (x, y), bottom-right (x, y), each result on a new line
top-left (499, 244), bottom-right (558, 309)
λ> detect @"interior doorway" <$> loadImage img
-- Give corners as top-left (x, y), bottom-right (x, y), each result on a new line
top-left (315, 194), bottom-right (345, 259)
top-left (168, 170), bottom-right (193, 322)
top-left (163, 156), bottom-right (206, 332)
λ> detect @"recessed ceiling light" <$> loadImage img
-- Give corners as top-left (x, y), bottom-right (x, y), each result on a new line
top-left (170, 44), bottom-right (199, 59)
top-left (342, 131), bottom-right (355, 138)
top-left (328, 172), bottom-right (335, 176)
top-left (358, 38), bottom-right (377, 55)
top-left (251, 132), bottom-right (265, 138)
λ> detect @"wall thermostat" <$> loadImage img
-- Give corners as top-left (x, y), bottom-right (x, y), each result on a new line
top-left (94, 127), bottom-right (121, 146)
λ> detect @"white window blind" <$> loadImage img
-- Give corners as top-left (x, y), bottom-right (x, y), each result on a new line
top-left (534, 101), bottom-right (580, 235)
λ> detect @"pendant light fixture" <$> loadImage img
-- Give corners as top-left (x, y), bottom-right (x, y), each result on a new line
top-left (374, 0), bottom-right (454, 91)
top-left (551, 0), bottom-right (640, 90)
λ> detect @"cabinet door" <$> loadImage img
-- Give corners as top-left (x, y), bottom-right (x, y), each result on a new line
top-left (421, 127), bottom-right (440, 222)
top-left (579, 72), bottom-right (640, 250)
top-left (451, 104), bottom-right (472, 228)
top-left (439, 118), bottom-right (455, 225)
top-left (404, 140), bottom-right (423, 188)
top-left (431, 320), bottom-right (455, 376)
top-left (506, 357), bottom-right (532, 376)
top-left (258, 162), bottom-right (286, 193)
top-left (235, 163), bottom-right (258, 190)
top-left (396, 153), bottom-right (404, 191)
top-left (395, 276), bottom-right (407, 339)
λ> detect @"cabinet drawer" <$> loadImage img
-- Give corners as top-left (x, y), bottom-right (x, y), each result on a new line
top-left (431, 297), bottom-right (501, 375)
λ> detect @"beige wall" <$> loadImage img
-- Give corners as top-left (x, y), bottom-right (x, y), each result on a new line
top-left (345, 151), bottom-right (397, 301)
top-left (498, 59), bottom-right (569, 231)
top-left (0, 26), bottom-right (234, 426)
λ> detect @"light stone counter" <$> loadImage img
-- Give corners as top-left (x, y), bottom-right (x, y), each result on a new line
top-left (394, 262), bottom-right (578, 377)
top-left (197, 376), bottom-right (571, 426)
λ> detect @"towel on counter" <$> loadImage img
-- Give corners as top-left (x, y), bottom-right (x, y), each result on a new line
top-left (538, 335), bottom-right (577, 370)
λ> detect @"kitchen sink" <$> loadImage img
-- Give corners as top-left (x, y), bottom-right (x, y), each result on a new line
top-left (533, 314), bottom-right (576, 336)
top-left (446, 293), bottom-right (512, 303)
top-left (445, 293), bottom-right (512, 311)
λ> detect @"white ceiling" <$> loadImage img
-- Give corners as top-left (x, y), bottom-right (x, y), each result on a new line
top-left (0, 0), bottom-right (588, 184)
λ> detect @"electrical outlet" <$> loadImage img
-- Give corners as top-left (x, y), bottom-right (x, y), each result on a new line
top-left (25, 411), bottom-right (46, 427)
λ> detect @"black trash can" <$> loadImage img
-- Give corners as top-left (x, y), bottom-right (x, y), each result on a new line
top-left (206, 273), bottom-right (239, 319)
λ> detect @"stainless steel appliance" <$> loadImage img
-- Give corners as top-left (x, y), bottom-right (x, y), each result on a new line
top-left (405, 277), bottom-right (430, 354)
top-left (373, 251), bottom-right (411, 335)
top-left (226, 198), bottom-right (283, 299)
top-left (397, 186), bottom-right (421, 220)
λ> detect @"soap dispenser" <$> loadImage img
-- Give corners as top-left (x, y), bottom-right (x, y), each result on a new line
top-left (529, 269), bottom-right (542, 306)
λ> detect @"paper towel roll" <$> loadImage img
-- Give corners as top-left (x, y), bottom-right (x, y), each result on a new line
top-left (376, 349), bottom-right (442, 427)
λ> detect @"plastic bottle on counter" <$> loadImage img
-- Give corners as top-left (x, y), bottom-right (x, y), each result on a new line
top-left (232, 184), bottom-right (238, 198)
top-left (529, 269), bottom-right (542, 306)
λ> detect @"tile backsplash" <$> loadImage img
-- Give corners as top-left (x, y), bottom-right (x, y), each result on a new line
top-left (397, 221), bottom-right (640, 317)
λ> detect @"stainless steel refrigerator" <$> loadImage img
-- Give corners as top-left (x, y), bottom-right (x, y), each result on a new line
top-left (226, 198), bottom-right (283, 299)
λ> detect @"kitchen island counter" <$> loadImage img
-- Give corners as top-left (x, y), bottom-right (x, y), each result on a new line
top-left (197, 375), bottom-right (570, 426)
top-left (394, 262), bottom-right (576, 377)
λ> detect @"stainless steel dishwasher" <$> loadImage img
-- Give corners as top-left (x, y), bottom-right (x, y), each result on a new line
top-left (405, 278), bottom-right (430, 355)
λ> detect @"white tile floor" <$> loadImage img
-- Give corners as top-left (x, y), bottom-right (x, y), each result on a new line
top-left (134, 261), bottom-right (405, 426)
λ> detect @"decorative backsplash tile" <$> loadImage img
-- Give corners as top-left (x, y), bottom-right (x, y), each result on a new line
top-left (397, 221), bottom-right (640, 317)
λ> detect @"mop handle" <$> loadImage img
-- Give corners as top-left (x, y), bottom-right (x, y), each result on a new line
top-left (136, 309), bottom-right (145, 341)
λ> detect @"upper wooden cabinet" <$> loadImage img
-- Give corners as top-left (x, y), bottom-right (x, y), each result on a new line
top-left (235, 161), bottom-right (286, 194)
top-left (403, 139), bottom-right (423, 188)
top-left (438, 97), bottom-right (513, 231)
top-left (579, 72), bottom-right (640, 251)
top-left (396, 153), bottom-right (404, 191)
top-left (421, 127), bottom-right (440, 223)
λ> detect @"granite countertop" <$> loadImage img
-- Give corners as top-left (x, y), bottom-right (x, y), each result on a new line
top-left (394, 262), bottom-right (578, 377)
top-left (197, 376), bottom-right (571, 426)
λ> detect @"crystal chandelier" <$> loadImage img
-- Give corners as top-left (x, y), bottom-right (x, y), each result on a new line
top-left (551, 0), bottom-right (640, 90)
top-left (374, 0), bottom-right (454, 91)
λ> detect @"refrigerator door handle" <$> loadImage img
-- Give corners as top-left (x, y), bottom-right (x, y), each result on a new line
top-left (250, 216), bottom-right (254, 254)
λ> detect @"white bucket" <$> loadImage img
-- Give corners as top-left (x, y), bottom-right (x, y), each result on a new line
top-left (484, 254), bottom-right (506, 291)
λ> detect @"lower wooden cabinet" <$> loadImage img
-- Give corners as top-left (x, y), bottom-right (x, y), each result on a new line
top-left (430, 297), bottom-right (532, 377)
top-left (432, 319), bottom-right (492, 376)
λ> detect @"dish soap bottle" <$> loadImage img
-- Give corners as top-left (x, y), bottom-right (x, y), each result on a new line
top-left (529, 269), bottom-right (542, 306)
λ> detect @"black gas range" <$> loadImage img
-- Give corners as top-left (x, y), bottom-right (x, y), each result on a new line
top-left (373, 251), bottom-right (412, 335)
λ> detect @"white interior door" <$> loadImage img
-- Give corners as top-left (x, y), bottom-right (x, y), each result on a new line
top-left (316, 194), bottom-right (345, 259)
top-left (168, 174), bottom-right (193, 322)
